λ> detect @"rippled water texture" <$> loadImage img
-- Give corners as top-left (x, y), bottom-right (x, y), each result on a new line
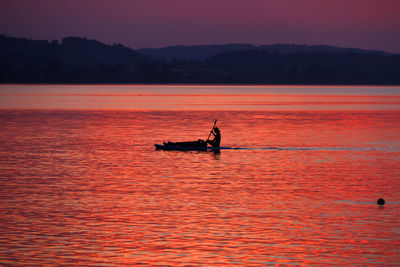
top-left (1, 85), bottom-right (400, 265)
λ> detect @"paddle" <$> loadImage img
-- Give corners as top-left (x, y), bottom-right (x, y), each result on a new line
top-left (206, 119), bottom-right (218, 142)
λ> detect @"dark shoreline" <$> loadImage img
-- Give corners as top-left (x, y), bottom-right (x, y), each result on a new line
top-left (2, 34), bottom-right (400, 85)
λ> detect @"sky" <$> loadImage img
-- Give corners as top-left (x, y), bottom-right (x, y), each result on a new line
top-left (1, 0), bottom-right (400, 53)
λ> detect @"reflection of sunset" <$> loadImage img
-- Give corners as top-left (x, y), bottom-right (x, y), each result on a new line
top-left (1, 85), bottom-right (400, 111)
top-left (0, 84), bottom-right (399, 265)
top-left (1, 102), bottom-right (400, 264)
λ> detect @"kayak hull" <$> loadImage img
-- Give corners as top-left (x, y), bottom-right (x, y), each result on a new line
top-left (155, 143), bottom-right (208, 151)
top-left (154, 139), bottom-right (223, 151)
top-left (155, 140), bottom-right (207, 150)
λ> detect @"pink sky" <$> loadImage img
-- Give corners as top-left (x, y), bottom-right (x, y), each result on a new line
top-left (1, 0), bottom-right (400, 52)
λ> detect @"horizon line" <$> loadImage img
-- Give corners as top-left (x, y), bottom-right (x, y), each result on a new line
top-left (1, 33), bottom-right (397, 55)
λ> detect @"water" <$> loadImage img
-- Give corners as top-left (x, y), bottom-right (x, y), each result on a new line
top-left (1, 85), bottom-right (400, 265)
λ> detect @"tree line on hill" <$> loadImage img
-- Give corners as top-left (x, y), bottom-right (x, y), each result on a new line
top-left (1, 34), bottom-right (399, 84)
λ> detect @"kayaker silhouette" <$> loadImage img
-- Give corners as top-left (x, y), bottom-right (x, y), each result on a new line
top-left (155, 120), bottom-right (220, 151)
top-left (207, 127), bottom-right (221, 147)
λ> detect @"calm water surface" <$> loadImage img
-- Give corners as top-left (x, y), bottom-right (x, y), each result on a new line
top-left (1, 85), bottom-right (400, 265)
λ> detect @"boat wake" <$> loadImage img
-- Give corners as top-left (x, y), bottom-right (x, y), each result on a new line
top-left (219, 146), bottom-right (400, 152)
top-left (155, 144), bottom-right (400, 152)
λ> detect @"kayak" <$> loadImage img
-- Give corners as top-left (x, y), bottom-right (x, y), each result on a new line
top-left (155, 120), bottom-right (221, 152)
top-left (155, 144), bottom-right (206, 151)
top-left (155, 139), bottom-right (222, 151)
top-left (155, 144), bottom-right (222, 151)
top-left (155, 140), bottom-right (208, 151)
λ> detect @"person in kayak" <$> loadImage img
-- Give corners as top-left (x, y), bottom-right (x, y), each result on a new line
top-left (207, 127), bottom-right (221, 147)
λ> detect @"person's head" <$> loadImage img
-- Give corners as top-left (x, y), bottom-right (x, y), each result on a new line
top-left (214, 127), bottom-right (220, 133)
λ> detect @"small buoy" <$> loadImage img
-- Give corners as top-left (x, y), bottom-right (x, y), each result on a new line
top-left (377, 198), bottom-right (385, 205)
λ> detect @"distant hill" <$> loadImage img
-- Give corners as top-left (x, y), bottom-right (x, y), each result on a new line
top-left (1, 34), bottom-right (399, 84)
top-left (60, 37), bottom-right (149, 66)
top-left (258, 44), bottom-right (389, 55)
top-left (207, 49), bottom-right (400, 84)
top-left (138, 44), bottom-right (255, 62)
top-left (139, 43), bottom-right (391, 61)
top-left (0, 34), bottom-right (150, 83)
top-left (0, 34), bottom-right (149, 66)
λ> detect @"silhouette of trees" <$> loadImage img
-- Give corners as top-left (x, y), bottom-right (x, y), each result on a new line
top-left (1, 34), bottom-right (399, 84)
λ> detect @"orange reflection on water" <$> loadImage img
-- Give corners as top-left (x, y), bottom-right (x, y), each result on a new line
top-left (1, 107), bottom-right (400, 265)
top-left (1, 85), bottom-right (400, 111)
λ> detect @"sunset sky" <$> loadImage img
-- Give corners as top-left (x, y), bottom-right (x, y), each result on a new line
top-left (1, 0), bottom-right (400, 53)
